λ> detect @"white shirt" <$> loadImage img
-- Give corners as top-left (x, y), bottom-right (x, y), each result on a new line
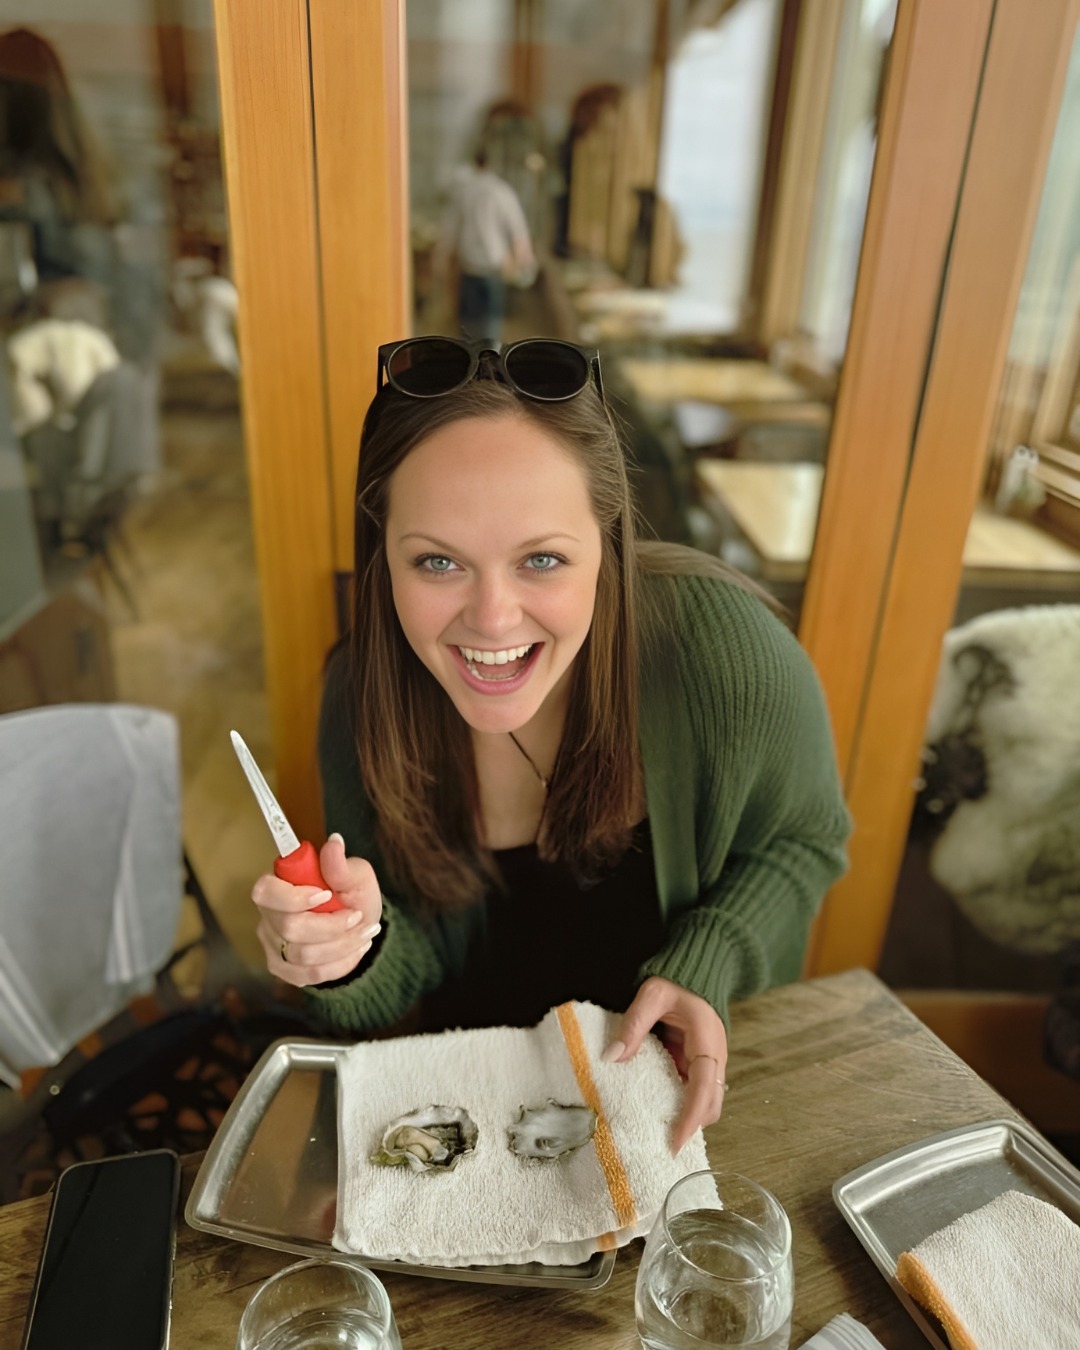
top-left (440, 166), bottom-right (532, 277)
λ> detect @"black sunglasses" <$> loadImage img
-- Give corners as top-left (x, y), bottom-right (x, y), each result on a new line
top-left (377, 336), bottom-right (604, 404)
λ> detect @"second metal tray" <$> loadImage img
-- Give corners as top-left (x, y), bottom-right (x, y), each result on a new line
top-left (185, 1037), bottom-right (617, 1289)
top-left (833, 1118), bottom-right (1080, 1349)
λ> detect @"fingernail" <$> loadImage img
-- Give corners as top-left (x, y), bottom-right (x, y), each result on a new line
top-left (328, 832), bottom-right (344, 847)
top-left (308, 889), bottom-right (333, 908)
top-left (358, 922), bottom-right (381, 940)
top-left (345, 910), bottom-right (364, 927)
top-left (601, 1040), bottom-right (625, 1063)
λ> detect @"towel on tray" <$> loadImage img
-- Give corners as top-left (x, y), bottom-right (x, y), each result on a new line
top-left (333, 1000), bottom-right (710, 1267)
top-left (895, 1189), bottom-right (1080, 1350)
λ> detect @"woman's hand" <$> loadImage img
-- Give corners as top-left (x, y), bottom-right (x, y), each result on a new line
top-left (251, 833), bottom-right (383, 988)
top-left (602, 976), bottom-right (729, 1155)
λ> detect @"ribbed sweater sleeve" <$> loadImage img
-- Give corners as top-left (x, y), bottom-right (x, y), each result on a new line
top-left (638, 577), bottom-right (851, 1021)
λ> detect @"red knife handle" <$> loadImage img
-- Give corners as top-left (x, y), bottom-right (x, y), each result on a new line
top-left (274, 841), bottom-right (345, 911)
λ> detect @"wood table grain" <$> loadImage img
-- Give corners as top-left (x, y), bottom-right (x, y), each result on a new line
top-left (0, 970), bottom-right (1026, 1349)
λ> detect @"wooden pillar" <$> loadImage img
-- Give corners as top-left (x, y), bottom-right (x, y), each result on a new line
top-left (807, 0), bottom-right (1080, 974)
top-left (213, 0), bottom-right (408, 838)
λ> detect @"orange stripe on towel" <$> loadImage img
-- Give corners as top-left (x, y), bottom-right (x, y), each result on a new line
top-left (555, 1002), bottom-right (638, 1231)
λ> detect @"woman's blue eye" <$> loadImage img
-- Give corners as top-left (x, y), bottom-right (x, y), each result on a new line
top-left (527, 553), bottom-right (561, 571)
top-left (420, 555), bottom-right (456, 573)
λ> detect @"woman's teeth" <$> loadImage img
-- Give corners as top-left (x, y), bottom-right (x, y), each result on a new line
top-left (459, 644), bottom-right (532, 666)
top-left (459, 644), bottom-right (533, 680)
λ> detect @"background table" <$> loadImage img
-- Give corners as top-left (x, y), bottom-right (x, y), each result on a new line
top-left (0, 970), bottom-right (1026, 1349)
top-left (696, 459), bottom-right (1080, 589)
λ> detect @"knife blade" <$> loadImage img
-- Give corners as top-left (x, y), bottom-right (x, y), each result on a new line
top-left (230, 729), bottom-right (343, 912)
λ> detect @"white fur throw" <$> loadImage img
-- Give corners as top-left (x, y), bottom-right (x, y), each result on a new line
top-left (925, 605), bottom-right (1080, 954)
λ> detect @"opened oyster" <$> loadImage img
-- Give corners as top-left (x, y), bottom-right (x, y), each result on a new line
top-left (508, 1101), bottom-right (597, 1161)
top-left (370, 1105), bottom-right (478, 1172)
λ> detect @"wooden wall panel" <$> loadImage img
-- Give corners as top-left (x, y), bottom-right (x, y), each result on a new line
top-left (214, 0), bottom-right (408, 837)
top-left (213, 0), bottom-right (337, 842)
top-left (756, 0), bottom-right (843, 344)
top-left (308, 0), bottom-right (411, 573)
top-left (810, 0), bottom-right (1080, 974)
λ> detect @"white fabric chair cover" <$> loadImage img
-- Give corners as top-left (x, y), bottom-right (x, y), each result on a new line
top-left (0, 704), bottom-right (183, 1087)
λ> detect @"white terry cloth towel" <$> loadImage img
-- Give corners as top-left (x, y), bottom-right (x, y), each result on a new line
top-left (333, 1000), bottom-right (711, 1267)
top-left (895, 1189), bottom-right (1080, 1350)
top-left (802, 1314), bottom-right (886, 1349)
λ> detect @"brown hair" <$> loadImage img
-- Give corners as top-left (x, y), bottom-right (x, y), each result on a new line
top-left (0, 27), bottom-right (116, 224)
top-left (348, 377), bottom-right (643, 911)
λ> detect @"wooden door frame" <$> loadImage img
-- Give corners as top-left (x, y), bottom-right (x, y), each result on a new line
top-left (213, 0), bottom-right (408, 840)
top-left (808, 0), bottom-right (1080, 974)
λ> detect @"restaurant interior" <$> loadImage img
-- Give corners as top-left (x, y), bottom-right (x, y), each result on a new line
top-left (1, 0), bottom-right (1079, 1337)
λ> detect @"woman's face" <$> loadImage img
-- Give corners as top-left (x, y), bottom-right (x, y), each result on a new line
top-left (385, 412), bottom-right (604, 736)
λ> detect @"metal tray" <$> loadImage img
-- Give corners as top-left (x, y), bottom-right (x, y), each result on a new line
top-left (833, 1118), bottom-right (1080, 1349)
top-left (185, 1037), bottom-right (617, 1289)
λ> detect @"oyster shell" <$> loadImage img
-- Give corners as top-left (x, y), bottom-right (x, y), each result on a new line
top-left (370, 1105), bottom-right (478, 1172)
top-left (508, 1101), bottom-right (597, 1161)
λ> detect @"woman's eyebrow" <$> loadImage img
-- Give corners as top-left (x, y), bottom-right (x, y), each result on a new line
top-left (397, 532), bottom-right (583, 548)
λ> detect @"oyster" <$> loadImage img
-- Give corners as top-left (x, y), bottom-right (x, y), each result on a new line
top-left (370, 1105), bottom-right (478, 1172)
top-left (508, 1101), bottom-right (597, 1161)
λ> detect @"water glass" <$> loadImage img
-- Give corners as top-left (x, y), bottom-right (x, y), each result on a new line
top-left (635, 1170), bottom-right (794, 1350)
top-left (236, 1257), bottom-right (402, 1350)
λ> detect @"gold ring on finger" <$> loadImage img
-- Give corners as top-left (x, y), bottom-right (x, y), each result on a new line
top-left (280, 939), bottom-right (289, 963)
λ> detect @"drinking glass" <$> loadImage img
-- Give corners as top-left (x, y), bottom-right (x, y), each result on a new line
top-left (236, 1257), bottom-right (402, 1350)
top-left (635, 1170), bottom-right (793, 1350)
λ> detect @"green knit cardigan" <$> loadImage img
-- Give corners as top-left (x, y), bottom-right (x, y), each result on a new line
top-left (307, 571), bottom-right (851, 1032)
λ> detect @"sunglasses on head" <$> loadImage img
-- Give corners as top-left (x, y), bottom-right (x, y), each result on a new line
top-left (377, 336), bottom-right (604, 403)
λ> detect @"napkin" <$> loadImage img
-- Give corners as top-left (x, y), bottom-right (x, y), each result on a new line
top-left (895, 1189), bottom-right (1080, 1350)
top-left (802, 1313), bottom-right (886, 1349)
top-left (333, 1000), bottom-right (709, 1267)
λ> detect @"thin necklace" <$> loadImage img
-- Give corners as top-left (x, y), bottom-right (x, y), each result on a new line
top-left (508, 731), bottom-right (549, 790)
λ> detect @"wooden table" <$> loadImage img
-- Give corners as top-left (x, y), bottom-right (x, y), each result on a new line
top-left (696, 459), bottom-right (1080, 588)
top-left (0, 970), bottom-right (1026, 1349)
top-left (619, 356), bottom-right (831, 435)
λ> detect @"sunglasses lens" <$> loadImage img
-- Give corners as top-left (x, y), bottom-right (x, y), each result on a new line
top-left (386, 339), bottom-right (472, 396)
top-left (504, 341), bottom-right (590, 400)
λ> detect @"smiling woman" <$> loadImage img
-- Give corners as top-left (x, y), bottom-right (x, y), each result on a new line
top-left (247, 340), bottom-right (852, 1154)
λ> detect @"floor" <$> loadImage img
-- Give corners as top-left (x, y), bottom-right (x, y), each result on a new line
top-left (105, 372), bottom-right (271, 971)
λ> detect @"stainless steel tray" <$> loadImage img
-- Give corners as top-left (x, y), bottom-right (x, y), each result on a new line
top-left (185, 1037), bottom-right (617, 1289)
top-left (833, 1118), bottom-right (1080, 1349)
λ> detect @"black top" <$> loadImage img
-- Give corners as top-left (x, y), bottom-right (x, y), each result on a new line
top-left (420, 818), bottom-right (662, 1031)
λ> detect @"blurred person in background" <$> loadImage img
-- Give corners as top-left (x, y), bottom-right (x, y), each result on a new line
top-left (0, 26), bottom-right (118, 317)
top-left (0, 26), bottom-right (163, 552)
top-left (437, 146), bottom-right (536, 345)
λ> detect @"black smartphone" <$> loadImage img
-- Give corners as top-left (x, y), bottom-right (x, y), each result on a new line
top-left (20, 1149), bottom-right (181, 1350)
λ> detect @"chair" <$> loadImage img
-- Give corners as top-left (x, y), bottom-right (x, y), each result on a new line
top-left (918, 603), bottom-right (1080, 957)
top-left (0, 703), bottom-right (318, 1202)
top-left (19, 357), bottom-right (148, 614)
top-left (914, 603), bottom-right (1080, 1084)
